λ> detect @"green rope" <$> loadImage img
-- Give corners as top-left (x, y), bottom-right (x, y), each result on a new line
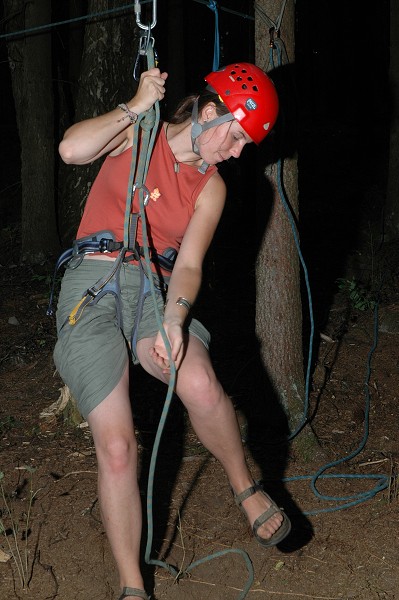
top-left (123, 43), bottom-right (158, 247)
top-left (124, 38), bottom-right (254, 599)
top-left (123, 40), bottom-right (179, 576)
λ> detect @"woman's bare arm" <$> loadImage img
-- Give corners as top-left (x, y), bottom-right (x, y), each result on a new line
top-left (59, 68), bottom-right (168, 165)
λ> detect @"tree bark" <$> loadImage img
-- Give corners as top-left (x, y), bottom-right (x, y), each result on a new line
top-left (5, 0), bottom-right (58, 263)
top-left (254, 0), bottom-right (313, 449)
top-left (58, 0), bottom-right (138, 244)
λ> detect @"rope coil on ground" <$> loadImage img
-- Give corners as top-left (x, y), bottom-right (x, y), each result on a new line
top-left (269, 25), bottom-right (390, 513)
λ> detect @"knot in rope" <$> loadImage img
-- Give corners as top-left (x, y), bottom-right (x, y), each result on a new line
top-left (140, 109), bottom-right (156, 131)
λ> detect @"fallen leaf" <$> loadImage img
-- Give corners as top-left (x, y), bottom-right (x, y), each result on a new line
top-left (274, 560), bottom-right (285, 571)
top-left (0, 548), bottom-right (11, 563)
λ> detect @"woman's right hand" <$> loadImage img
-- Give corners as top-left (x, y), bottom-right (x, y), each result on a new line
top-left (149, 320), bottom-right (184, 374)
top-left (129, 68), bottom-right (168, 115)
top-left (59, 68), bottom-right (168, 165)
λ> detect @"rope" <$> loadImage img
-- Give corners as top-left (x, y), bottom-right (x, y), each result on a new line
top-left (0, 0), bottom-right (253, 41)
top-left (0, 2), bottom-right (142, 40)
top-left (254, 0), bottom-right (287, 32)
top-left (275, 158), bottom-right (314, 442)
top-left (207, 1), bottom-right (221, 71)
top-left (127, 18), bottom-right (255, 599)
top-left (304, 298), bottom-right (390, 513)
top-left (263, 13), bottom-right (390, 512)
top-left (255, 2), bottom-right (291, 72)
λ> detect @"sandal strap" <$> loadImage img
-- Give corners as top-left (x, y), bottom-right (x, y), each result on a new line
top-left (253, 503), bottom-right (280, 530)
top-left (233, 481), bottom-right (291, 548)
top-left (119, 587), bottom-right (149, 600)
top-left (234, 482), bottom-right (262, 507)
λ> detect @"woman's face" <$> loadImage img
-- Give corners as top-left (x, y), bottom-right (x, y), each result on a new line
top-left (196, 107), bottom-right (253, 165)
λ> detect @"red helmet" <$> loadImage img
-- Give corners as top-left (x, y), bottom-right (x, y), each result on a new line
top-left (205, 63), bottom-right (279, 144)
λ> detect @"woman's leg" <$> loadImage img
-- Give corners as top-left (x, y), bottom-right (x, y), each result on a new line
top-left (136, 335), bottom-right (284, 542)
top-left (87, 364), bottom-right (145, 599)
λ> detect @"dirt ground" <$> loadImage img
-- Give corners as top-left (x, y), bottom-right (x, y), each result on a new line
top-left (0, 216), bottom-right (398, 600)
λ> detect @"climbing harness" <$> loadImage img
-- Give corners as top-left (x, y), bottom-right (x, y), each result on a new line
top-left (47, 227), bottom-right (176, 329)
top-left (47, 220), bottom-right (176, 351)
top-left (48, 15), bottom-right (166, 357)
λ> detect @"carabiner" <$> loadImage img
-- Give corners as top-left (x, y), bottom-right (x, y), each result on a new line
top-left (140, 28), bottom-right (154, 56)
top-left (133, 31), bottom-right (157, 81)
top-left (133, 184), bottom-right (151, 207)
top-left (134, 0), bottom-right (157, 31)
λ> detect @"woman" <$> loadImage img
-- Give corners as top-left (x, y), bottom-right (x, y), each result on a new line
top-left (55, 62), bottom-right (291, 600)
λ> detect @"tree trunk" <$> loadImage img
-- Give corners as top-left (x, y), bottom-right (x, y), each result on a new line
top-left (5, 0), bottom-right (58, 263)
top-left (58, 0), bottom-right (138, 244)
top-left (386, 0), bottom-right (399, 239)
top-left (254, 0), bottom-right (314, 453)
top-left (164, 0), bottom-right (186, 118)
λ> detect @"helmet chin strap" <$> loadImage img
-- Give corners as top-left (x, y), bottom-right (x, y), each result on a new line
top-left (191, 98), bottom-right (235, 173)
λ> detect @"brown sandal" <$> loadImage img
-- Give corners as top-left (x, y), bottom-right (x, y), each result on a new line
top-left (234, 482), bottom-right (291, 547)
top-left (118, 587), bottom-right (149, 600)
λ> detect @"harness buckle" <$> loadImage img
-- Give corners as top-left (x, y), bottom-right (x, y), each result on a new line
top-left (99, 238), bottom-right (123, 253)
top-left (87, 287), bottom-right (100, 298)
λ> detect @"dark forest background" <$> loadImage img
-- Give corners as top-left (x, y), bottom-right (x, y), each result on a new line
top-left (0, 0), bottom-right (391, 249)
top-left (0, 0), bottom-right (394, 339)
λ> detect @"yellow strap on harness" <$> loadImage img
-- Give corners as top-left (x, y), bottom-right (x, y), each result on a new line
top-left (69, 295), bottom-right (90, 325)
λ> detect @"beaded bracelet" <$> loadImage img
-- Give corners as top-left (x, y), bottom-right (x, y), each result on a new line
top-left (117, 103), bottom-right (138, 124)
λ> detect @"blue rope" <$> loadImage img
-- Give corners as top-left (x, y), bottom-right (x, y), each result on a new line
top-left (282, 474), bottom-right (389, 515)
top-left (306, 300), bottom-right (390, 510)
top-left (0, 0), bottom-right (253, 41)
top-left (268, 36), bottom-right (390, 514)
top-left (0, 2), bottom-right (142, 40)
top-left (275, 158), bottom-right (314, 441)
top-left (275, 143), bottom-right (390, 514)
top-left (207, 1), bottom-right (220, 71)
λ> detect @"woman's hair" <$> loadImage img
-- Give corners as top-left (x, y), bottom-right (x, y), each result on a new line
top-left (169, 89), bottom-right (230, 124)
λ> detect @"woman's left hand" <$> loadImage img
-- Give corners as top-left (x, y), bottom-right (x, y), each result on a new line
top-left (149, 322), bottom-right (184, 374)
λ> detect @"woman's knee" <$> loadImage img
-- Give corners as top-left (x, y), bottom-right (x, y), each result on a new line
top-left (178, 361), bottom-right (224, 410)
top-left (96, 431), bottom-right (138, 475)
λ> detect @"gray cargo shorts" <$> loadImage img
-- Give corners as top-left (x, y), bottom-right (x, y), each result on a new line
top-left (53, 258), bottom-right (210, 419)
